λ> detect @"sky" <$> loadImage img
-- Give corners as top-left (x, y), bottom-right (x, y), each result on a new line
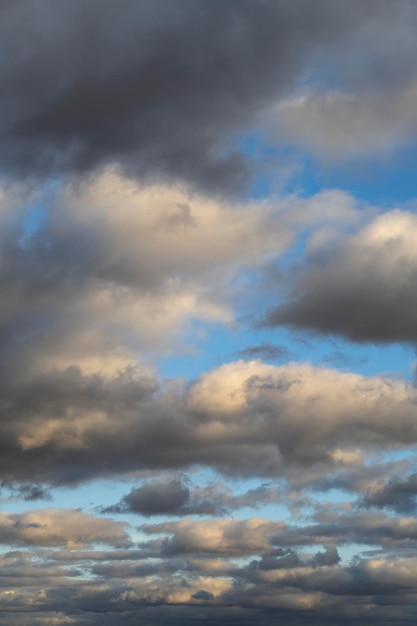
top-left (2, 1), bottom-right (417, 624)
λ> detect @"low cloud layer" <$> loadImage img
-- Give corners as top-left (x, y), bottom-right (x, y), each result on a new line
top-left (1, 507), bottom-right (417, 626)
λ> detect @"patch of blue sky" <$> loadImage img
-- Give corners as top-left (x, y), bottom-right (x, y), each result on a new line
top-left (273, 144), bottom-right (417, 208)
top-left (234, 122), bottom-right (417, 210)
top-left (18, 178), bottom-right (61, 247)
top-left (157, 313), bottom-right (414, 383)
top-left (339, 543), bottom-right (380, 564)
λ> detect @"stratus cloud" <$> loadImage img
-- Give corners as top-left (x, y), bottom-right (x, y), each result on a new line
top-left (0, 0), bottom-right (403, 189)
top-left (266, 209), bottom-right (417, 343)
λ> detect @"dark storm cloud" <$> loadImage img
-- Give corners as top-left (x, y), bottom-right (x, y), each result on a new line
top-left (265, 210), bottom-right (417, 343)
top-left (0, 0), bottom-right (405, 190)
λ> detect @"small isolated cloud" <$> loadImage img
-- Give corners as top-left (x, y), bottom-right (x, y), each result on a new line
top-left (235, 343), bottom-right (291, 362)
top-left (16, 484), bottom-right (52, 502)
top-left (103, 476), bottom-right (281, 517)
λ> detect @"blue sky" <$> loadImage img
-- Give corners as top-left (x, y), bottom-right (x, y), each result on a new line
top-left (2, 2), bottom-right (417, 625)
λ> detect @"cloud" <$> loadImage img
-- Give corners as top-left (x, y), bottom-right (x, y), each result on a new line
top-left (235, 343), bottom-right (291, 362)
top-left (2, 3), bottom-right (417, 626)
top-left (0, 172), bottom-right (297, 383)
top-left (269, 81), bottom-right (417, 160)
top-left (266, 210), bottom-right (417, 343)
top-left (361, 473), bottom-right (417, 514)
top-left (0, 509), bottom-right (130, 548)
top-left (263, 1), bottom-right (417, 161)
top-left (15, 484), bottom-right (52, 502)
top-left (2, 359), bottom-right (417, 485)
top-left (103, 476), bottom-right (281, 517)
top-left (141, 517), bottom-right (284, 556)
top-left (0, 0), bottom-right (412, 189)
top-left (0, 175), bottom-right (380, 489)
top-left (2, 510), bottom-right (417, 624)
top-left (104, 477), bottom-right (193, 516)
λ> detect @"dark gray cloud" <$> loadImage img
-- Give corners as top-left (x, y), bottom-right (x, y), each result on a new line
top-left (0, 0), bottom-right (408, 190)
top-left (1, 481), bottom-right (52, 501)
top-left (102, 477), bottom-right (280, 517)
top-left (265, 210), bottom-right (417, 343)
top-left (104, 477), bottom-right (193, 516)
top-left (15, 484), bottom-right (52, 502)
top-left (361, 473), bottom-right (417, 514)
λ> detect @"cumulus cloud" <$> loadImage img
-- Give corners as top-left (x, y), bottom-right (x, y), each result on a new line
top-left (0, 172), bottom-right (296, 383)
top-left (0, 508), bottom-right (129, 548)
top-left (140, 517), bottom-right (285, 556)
top-left (2, 359), bottom-right (417, 485)
top-left (0, 174), bottom-right (376, 488)
top-left (2, 3), bottom-right (417, 624)
top-left (266, 210), bottom-right (417, 343)
top-left (361, 472), bottom-right (417, 514)
top-left (2, 510), bottom-right (417, 625)
top-left (103, 476), bottom-right (281, 517)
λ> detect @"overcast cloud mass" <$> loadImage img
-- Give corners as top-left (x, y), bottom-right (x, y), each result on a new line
top-left (1, 1), bottom-right (417, 625)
